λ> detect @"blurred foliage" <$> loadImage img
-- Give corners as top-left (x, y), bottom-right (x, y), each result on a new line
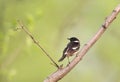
top-left (0, 0), bottom-right (120, 82)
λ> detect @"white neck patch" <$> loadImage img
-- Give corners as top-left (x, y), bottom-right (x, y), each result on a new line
top-left (73, 40), bottom-right (79, 43)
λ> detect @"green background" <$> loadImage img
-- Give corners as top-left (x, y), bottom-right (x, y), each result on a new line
top-left (0, 0), bottom-right (120, 82)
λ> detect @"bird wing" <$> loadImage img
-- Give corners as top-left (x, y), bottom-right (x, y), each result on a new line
top-left (58, 43), bottom-right (71, 62)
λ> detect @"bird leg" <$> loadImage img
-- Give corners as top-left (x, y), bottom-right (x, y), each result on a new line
top-left (67, 57), bottom-right (70, 64)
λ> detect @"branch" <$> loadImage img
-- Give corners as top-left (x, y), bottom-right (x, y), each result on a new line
top-left (44, 4), bottom-right (120, 82)
top-left (17, 20), bottom-right (59, 68)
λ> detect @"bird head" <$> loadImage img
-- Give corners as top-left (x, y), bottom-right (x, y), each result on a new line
top-left (67, 37), bottom-right (79, 42)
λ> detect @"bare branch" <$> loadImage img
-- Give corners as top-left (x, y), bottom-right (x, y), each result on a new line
top-left (17, 20), bottom-right (59, 68)
top-left (44, 4), bottom-right (120, 82)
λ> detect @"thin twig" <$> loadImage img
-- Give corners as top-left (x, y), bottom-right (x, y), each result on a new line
top-left (17, 20), bottom-right (59, 68)
top-left (44, 4), bottom-right (120, 82)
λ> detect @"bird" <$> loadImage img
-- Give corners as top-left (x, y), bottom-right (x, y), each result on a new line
top-left (58, 37), bottom-right (80, 63)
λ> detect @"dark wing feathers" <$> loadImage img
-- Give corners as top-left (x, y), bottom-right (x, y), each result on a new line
top-left (58, 41), bottom-right (80, 62)
top-left (58, 47), bottom-right (68, 62)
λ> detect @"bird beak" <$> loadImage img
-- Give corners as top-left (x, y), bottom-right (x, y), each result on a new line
top-left (67, 38), bottom-right (70, 40)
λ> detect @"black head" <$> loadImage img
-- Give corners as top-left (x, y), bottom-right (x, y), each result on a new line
top-left (67, 37), bottom-right (79, 42)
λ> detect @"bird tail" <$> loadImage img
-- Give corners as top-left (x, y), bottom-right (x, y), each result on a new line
top-left (58, 55), bottom-right (66, 62)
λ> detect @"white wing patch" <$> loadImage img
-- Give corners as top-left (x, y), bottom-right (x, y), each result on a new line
top-left (72, 46), bottom-right (79, 50)
top-left (64, 48), bottom-right (69, 55)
